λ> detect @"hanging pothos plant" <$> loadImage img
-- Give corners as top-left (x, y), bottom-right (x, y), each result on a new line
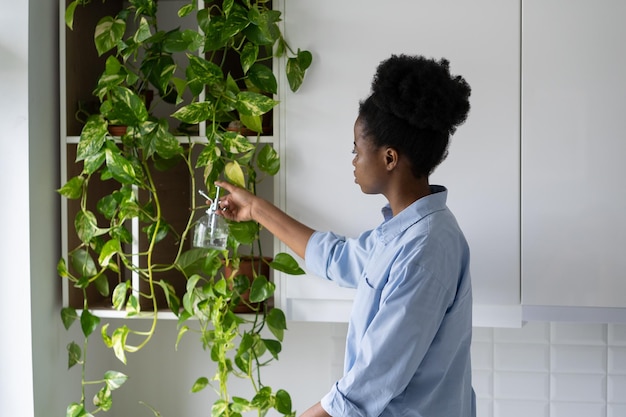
top-left (58, 0), bottom-right (311, 416)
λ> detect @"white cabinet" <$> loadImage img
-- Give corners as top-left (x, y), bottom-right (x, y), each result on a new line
top-left (521, 0), bottom-right (626, 308)
top-left (277, 0), bottom-right (522, 326)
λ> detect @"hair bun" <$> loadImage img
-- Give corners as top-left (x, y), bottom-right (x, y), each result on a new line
top-left (370, 55), bottom-right (471, 134)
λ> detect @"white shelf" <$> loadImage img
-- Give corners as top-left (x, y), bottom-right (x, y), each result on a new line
top-left (65, 135), bottom-right (276, 145)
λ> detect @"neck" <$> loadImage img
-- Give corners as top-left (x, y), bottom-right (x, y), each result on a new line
top-left (386, 177), bottom-right (431, 216)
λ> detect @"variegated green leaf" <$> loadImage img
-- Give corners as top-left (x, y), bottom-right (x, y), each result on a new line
top-left (93, 386), bottom-right (112, 411)
top-left (94, 16), bottom-right (126, 56)
top-left (240, 42), bottom-right (258, 74)
top-left (70, 249), bottom-right (97, 278)
top-left (248, 63), bottom-right (277, 95)
top-left (257, 144), bottom-right (280, 176)
top-left (105, 148), bottom-right (136, 185)
top-left (224, 161), bottom-right (245, 188)
top-left (112, 281), bottom-right (130, 310)
top-left (235, 91), bottom-right (277, 117)
top-left (57, 176), bottom-right (85, 200)
top-left (77, 116), bottom-right (108, 161)
top-left (111, 325), bottom-right (130, 364)
top-left (172, 101), bottom-right (213, 124)
top-left (98, 238), bottom-right (120, 266)
top-left (104, 370), bottom-right (128, 390)
top-left (221, 131), bottom-right (254, 154)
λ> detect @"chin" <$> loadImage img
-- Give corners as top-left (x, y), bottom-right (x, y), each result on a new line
top-left (357, 185), bottom-right (372, 194)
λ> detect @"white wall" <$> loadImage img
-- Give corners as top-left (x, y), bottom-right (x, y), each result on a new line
top-left (0, 0), bottom-right (35, 415)
top-left (0, 1), bottom-right (69, 416)
top-left (27, 1), bottom-right (72, 416)
top-left (92, 319), bottom-right (347, 417)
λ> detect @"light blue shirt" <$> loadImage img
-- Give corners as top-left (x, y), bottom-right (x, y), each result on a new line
top-left (305, 186), bottom-right (475, 417)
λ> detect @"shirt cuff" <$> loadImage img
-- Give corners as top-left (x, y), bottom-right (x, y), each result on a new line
top-left (321, 384), bottom-right (341, 417)
top-left (304, 230), bottom-right (330, 278)
top-left (321, 382), bottom-right (364, 417)
top-left (320, 392), bottom-right (334, 416)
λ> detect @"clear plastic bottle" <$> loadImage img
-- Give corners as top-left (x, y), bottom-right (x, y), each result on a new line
top-left (193, 187), bottom-right (228, 250)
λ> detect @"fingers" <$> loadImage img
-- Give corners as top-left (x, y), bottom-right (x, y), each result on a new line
top-left (215, 180), bottom-right (235, 192)
top-left (213, 181), bottom-right (254, 222)
top-left (218, 197), bottom-right (231, 212)
top-left (214, 195), bottom-right (231, 214)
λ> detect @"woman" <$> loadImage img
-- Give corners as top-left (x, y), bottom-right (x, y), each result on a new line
top-left (216, 54), bottom-right (475, 417)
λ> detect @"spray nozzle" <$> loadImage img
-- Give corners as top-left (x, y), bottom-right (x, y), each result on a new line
top-left (198, 187), bottom-right (221, 214)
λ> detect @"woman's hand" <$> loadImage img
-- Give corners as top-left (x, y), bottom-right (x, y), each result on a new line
top-left (214, 180), bottom-right (315, 259)
top-left (215, 181), bottom-right (256, 222)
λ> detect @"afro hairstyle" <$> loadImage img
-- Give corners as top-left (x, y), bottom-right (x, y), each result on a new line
top-left (358, 54), bottom-right (471, 177)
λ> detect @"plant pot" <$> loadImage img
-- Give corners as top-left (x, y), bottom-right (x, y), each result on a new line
top-left (107, 124), bottom-right (127, 136)
top-left (224, 256), bottom-right (273, 313)
top-left (226, 119), bottom-right (272, 136)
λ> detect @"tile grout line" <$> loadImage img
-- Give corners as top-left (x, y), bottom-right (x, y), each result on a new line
top-left (605, 324), bottom-right (609, 417)
top-left (492, 328), bottom-right (496, 415)
top-left (549, 323), bottom-right (553, 417)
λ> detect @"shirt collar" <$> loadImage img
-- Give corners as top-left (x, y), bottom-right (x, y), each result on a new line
top-left (377, 185), bottom-right (448, 244)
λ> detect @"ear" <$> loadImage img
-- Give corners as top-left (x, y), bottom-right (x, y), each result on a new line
top-left (384, 147), bottom-right (398, 171)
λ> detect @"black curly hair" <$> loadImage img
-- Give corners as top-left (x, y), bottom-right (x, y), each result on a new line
top-left (358, 54), bottom-right (471, 178)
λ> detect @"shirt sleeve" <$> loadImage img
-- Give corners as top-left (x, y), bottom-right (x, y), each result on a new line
top-left (305, 230), bottom-right (376, 289)
top-left (321, 261), bottom-right (455, 417)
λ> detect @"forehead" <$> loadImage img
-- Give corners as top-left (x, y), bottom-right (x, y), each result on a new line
top-left (353, 117), bottom-right (373, 146)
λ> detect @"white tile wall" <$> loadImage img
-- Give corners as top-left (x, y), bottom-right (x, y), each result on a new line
top-left (472, 323), bottom-right (626, 417)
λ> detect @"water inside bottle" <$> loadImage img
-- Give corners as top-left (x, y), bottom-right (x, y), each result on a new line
top-left (193, 211), bottom-right (228, 250)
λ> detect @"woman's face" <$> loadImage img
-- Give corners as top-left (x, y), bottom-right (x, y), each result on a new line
top-left (352, 117), bottom-right (389, 194)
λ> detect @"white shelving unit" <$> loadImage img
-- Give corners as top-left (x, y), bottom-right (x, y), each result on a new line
top-left (59, 0), bottom-right (282, 317)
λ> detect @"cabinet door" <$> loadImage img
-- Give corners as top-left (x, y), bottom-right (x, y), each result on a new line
top-left (522, 0), bottom-right (626, 307)
top-left (278, 0), bottom-right (521, 325)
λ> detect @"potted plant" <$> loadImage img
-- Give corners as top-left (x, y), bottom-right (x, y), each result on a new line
top-left (58, 1), bottom-right (311, 416)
